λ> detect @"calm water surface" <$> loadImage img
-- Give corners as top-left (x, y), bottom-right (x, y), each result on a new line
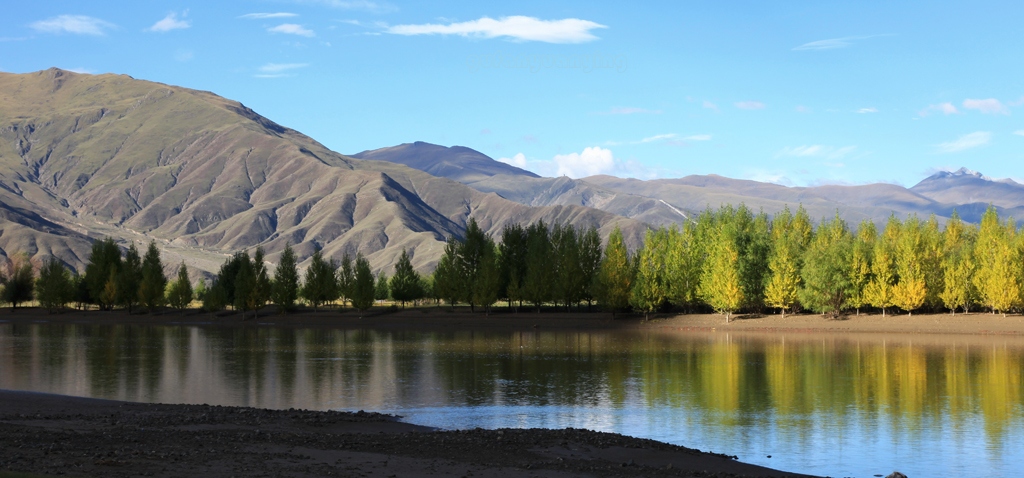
top-left (2, 321), bottom-right (1023, 477)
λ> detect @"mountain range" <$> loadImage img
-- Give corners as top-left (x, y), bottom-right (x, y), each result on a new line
top-left (1, 68), bottom-right (1022, 278)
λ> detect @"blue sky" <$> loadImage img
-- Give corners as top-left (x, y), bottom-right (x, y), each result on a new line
top-left (2, 1), bottom-right (1023, 187)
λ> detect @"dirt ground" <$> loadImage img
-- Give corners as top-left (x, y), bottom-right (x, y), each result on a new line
top-left (2, 304), bottom-right (1023, 337)
top-left (0, 390), bottom-right (817, 478)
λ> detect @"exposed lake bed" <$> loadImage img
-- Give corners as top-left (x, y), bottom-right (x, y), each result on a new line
top-left (3, 308), bottom-right (1023, 477)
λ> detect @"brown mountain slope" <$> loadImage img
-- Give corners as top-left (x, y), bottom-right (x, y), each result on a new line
top-left (0, 68), bottom-right (645, 275)
top-left (351, 141), bottom-right (539, 183)
top-left (910, 167), bottom-right (1024, 210)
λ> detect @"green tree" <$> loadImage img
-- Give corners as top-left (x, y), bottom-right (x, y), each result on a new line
top-left (522, 221), bottom-right (552, 312)
top-left (166, 261), bottom-right (193, 311)
top-left (85, 238), bottom-right (121, 310)
top-left (301, 248), bottom-right (338, 311)
top-left (631, 228), bottom-right (668, 319)
top-left (233, 252), bottom-right (256, 314)
top-left (337, 253), bottom-right (355, 307)
top-left (498, 224), bottom-right (528, 308)
top-left (578, 226), bottom-right (603, 309)
top-left (664, 222), bottom-right (703, 312)
top-left (250, 247), bottom-right (271, 315)
top-left (35, 257), bottom-right (74, 313)
top-left (117, 243), bottom-right (143, 313)
top-left (472, 243), bottom-right (500, 314)
top-left (203, 280), bottom-right (228, 312)
top-left (351, 254), bottom-right (375, 311)
top-left (389, 249), bottom-right (423, 307)
top-left (433, 239), bottom-right (464, 310)
top-left (699, 225), bottom-right (744, 322)
top-left (1, 254), bottom-right (35, 310)
top-left (798, 215), bottom-right (853, 319)
top-left (271, 243), bottom-right (300, 313)
top-left (375, 272), bottom-right (390, 302)
top-left (138, 241), bottom-right (167, 313)
top-left (596, 226), bottom-right (634, 316)
top-left (552, 223), bottom-right (584, 310)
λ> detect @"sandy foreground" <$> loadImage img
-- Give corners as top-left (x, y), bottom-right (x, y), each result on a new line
top-left (0, 390), bottom-right (817, 478)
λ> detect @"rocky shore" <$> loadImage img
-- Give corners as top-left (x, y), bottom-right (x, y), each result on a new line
top-left (0, 390), bottom-right (817, 478)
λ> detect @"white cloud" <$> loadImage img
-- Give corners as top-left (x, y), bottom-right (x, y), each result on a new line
top-left (919, 102), bottom-right (959, 117)
top-left (735, 101), bottom-right (765, 110)
top-left (386, 16), bottom-right (607, 44)
top-left (963, 98), bottom-right (1009, 115)
top-left (795, 105), bottom-right (811, 113)
top-left (269, 23), bottom-right (315, 37)
top-left (682, 134), bottom-right (712, 141)
top-left (1014, 130), bottom-right (1024, 136)
top-left (241, 13), bottom-right (299, 19)
top-left (857, 107), bottom-right (878, 114)
top-left (641, 133), bottom-right (677, 143)
top-left (601, 107), bottom-right (661, 115)
top-left (31, 15), bottom-right (115, 36)
top-left (792, 34), bottom-right (893, 51)
top-left (149, 11), bottom-right (190, 32)
top-left (776, 145), bottom-right (856, 160)
top-left (702, 100), bottom-right (719, 112)
top-left (255, 63), bottom-right (309, 77)
top-left (498, 147), bottom-right (652, 179)
top-left (174, 50), bottom-right (194, 62)
top-left (936, 131), bottom-right (992, 153)
top-left (298, 0), bottom-right (397, 13)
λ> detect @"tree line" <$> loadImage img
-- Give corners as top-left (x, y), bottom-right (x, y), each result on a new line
top-left (4, 204), bottom-right (1022, 318)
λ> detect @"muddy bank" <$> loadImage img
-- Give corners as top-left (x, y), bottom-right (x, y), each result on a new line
top-left (0, 390), bottom-right (816, 478)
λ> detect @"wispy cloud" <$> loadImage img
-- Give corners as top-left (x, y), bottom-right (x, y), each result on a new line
top-left (936, 131), bottom-right (991, 153)
top-left (175, 50), bottom-right (194, 62)
top-left (641, 134), bottom-right (677, 143)
top-left (297, 0), bottom-right (397, 13)
top-left (702, 100), bottom-right (719, 112)
top-left (776, 145), bottom-right (856, 160)
top-left (795, 105), bottom-right (811, 113)
top-left (148, 11), bottom-right (190, 32)
top-left (792, 34), bottom-right (893, 51)
top-left (735, 101), bottom-right (765, 110)
top-left (919, 102), bottom-right (959, 117)
top-left (387, 16), bottom-right (607, 44)
top-left (963, 98), bottom-right (1009, 115)
top-left (1014, 130), bottom-right (1024, 137)
top-left (255, 63), bottom-right (309, 78)
top-left (857, 107), bottom-right (878, 114)
top-left (241, 13), bottom-right (299, 19)
top-left (269, 24), bottom-right (315, 37)
top-left (606, 133), bottom-right (711, 146)
top-left (31, 15), bottom-right (115, 36)
top-left (599, 107), bottom-right (662, 115)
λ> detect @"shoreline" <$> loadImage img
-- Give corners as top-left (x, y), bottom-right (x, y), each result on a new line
top-left (2, 305), bottom-right (1023, 337)
top-left (0, 389), bottom-right (818, 478)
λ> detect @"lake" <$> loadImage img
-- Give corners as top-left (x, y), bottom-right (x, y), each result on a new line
top-left (1, 321), bottom-right (1022, 477)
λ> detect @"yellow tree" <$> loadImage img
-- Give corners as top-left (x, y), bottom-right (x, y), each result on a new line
top-left (921, 215), bottom-right (945, 309)
top-left (865, 215), bottom-right (900, 316)
top-left (596, 226), bottom-right (635, 316)
top-left (973, 207), bottom-right (1022, 315)
top-left (699, 227), bottom-right (743, 322)
top-left (765, 206), bottom-right (800, 317)
top-left (665, 222), bottom-right (703, 311)
top-left (939, 211), bottom-right (976, 315)
top-left (848, 220), bottom-right (876, 315)
top-left (892, 215), bottom-right (927, 315)
top-left (631, 228), bottom-right (668, 319)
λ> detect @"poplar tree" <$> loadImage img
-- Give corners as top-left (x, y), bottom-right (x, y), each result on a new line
top-left (250, 247), bottom-right (271, 315)
top-left (337, 253), bottom-right (354, 307)
top-left (351, 254), bottom-right (375, 311)
top-left (498, 224), bottom-right (528, 308)
top-left (552, 224), bottom-right (584, 309)
top-left (85, 238), bottom-right (121, 310)
top-left (579, 226), bottom-right (603, 309)
top-left (138, 241), bottom-right (166, 313)
top-left (233, 252), bottom-right (256, 314)
top-left (892, 215), bottom-right (927, 315)
top-left (631, 228), bottom-right (668, 319)
top-left (301, 248), bottom-right (337, 311)
top-left (389, 249), bottom-right (423, 307)
top-left (973, 207), bottom-right (1021, 315)
top-left (166, 261), bottom-right (193, 311)
top-left (865, 215), bottom-right (900, 316)
top-left (472, 244), bottom-right (500, 314)
top-left (765, 206), bottom-right (801, 317)
top-left (847, 220), bottom-right (876, 315)
top-left (596, 226), bottom-right (634, 316)
top-left (117, 243), bottom-right (143, 313)
top-left (798, 215), bottom-right (853, 319)
top-left (700, 227), bottom-right (743, 322)
top-left (939, 212), bottom-right (976, 314)
top-left (375, 272), bottom-right (390, 302)
top-left (522, 221), bottom-right (552, 311)
top-left (36, 257), bottom-right (73, 313)
top-left (921, 215), bottom-right (945, 310)
top-left (271, 243), bottom-right (299, 313)
top-left (433, 238), bottom-right (464, 310)
top-left (664, 222), bottom-right (702, 312)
